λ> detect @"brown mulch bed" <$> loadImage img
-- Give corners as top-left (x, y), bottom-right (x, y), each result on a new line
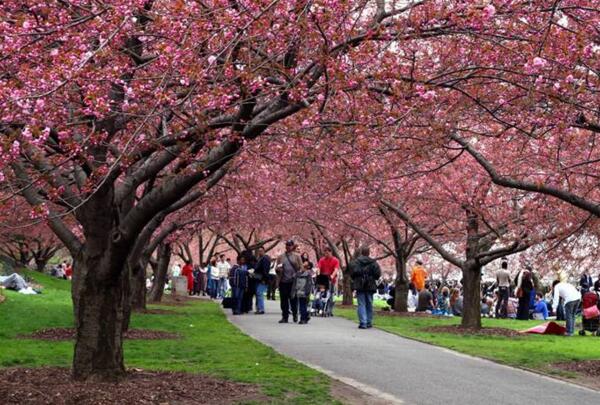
top-left (553, 360), bottom-right (600, 378)
top-left (423, 325), bottom-right (524, 338)
top-left (0, 367), bottom-right (262, 405)
top-left (150, 295), bottom-right (191, 306)
top-left (22, 328), bottom-right (179, 341)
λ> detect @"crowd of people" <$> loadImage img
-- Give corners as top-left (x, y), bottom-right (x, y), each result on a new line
top-left (164, 239), bottom-right (383, 329)
top-left (382, 258), bottom-right (600, 336)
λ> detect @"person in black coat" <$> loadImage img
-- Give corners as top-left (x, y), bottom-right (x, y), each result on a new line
top-left (254, 247), bottom-right (271, 314)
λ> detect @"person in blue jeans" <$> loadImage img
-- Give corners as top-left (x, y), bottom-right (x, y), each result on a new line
top-left (350, 246), bottom-right (381, 329)
top-left (552, 280), bottom-right (581, 336)
top-left (254, 247), bottom-right (271, 314)
top-left (229, 256), bottom-right (249, 315)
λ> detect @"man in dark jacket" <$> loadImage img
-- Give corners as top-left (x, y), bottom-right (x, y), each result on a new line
top-left (350, 246), bottom-right (381, 329)
top-left (254, 247), bottom-right (271, 314)
top-left (580, 270), bottom-right (593, 294)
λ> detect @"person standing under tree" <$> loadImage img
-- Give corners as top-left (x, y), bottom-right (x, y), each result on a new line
top-left (495, 259), bottom-right (511, 318)
top-left (277, 240), bottom-right (302, 323)
top-left (350, 246), bottom-right (381, 330)
top-left (254, 247), bottom-right (271, 315)
top-left (181, 260), bottom-right (194, 295)
top-left (410, 260), bottom-right (427, 292)
top-left (580, 269), bottom-right (593, 294)
top-left (552, 280), bottom-right (581, 336)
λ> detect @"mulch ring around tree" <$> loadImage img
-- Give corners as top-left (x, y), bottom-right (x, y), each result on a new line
top-left (0, 367), bottom-right (264, 405)
top-left (22, 328), bottom-right (179, 341)
top-left (552, 360), bottom-right (600, 378)
top-left (422, 325), bottom-right (524, 338)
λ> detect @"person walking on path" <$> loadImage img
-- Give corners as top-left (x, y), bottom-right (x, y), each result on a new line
top-left (254, 247), bottom-right (271, 314)
top-left (552, 280), bottom-right (581, 336)
top-left (199, 263), bottom-right (208, 296)
top-left (410, 260), bottom-right (427, 291)
top-left (495, 259), bottom-right (511, 318)
top-left (293, 261), bottom-right (314, 324)
top-left (229, 255), bottom-right (249, 315)
top-left (267, 261), bottom-right (278, 300)
top-left (217, 254), bottom-right (231, 299)
top-left (350, 246), bottom-right (381, 329)
top-left (277, 240), bottom-right (302, 323)
top-left (317, 247), bottom-right (340, 293)
top-left (208, 257), bottom-right (219, 299)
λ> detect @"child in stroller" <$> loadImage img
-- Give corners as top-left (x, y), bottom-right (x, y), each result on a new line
top-left (579, 291), bottom-right (600, 336)
top-left (312, 275), bottom-right (334, 317)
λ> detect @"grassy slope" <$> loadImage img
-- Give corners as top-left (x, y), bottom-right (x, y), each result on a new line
top-left (336, 307), bottom-right (600, 377)
top-left (0, 271), bottom-right (336, 404)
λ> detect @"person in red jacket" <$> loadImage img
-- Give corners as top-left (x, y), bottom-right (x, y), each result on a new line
top-left (181, 260), bottom-right (194, 295)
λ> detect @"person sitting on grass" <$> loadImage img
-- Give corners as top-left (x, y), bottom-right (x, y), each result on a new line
top-left (416, 283), bottom-right (434, 312)
top-left (532, 292), bottom-right (548, 320)
top-left (435, 286), bottom-right (450, 315)
top-left (228, 255), bottom-right (249, 315)
top-left (450, 288), bottom-right (463, 316)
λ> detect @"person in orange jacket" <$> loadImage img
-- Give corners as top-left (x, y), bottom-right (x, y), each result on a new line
top-left (410, 261), bottom-right (428, 291)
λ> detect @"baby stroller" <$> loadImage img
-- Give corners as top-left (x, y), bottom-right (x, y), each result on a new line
top-left (579, 291), bottom-right (600, 336)
top-left (312, 275), bottom-right (334, 317)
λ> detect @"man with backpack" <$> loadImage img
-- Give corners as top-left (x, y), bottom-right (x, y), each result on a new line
top-left (276, 240), bottom-right (303, 323)
top-left (350, 246), bottom-right (381, 329)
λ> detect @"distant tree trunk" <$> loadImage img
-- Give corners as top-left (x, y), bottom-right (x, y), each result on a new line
top-left (342, 268), bottom-right (353, 305)
top-left (148, 243), bottom-right (171, 303)
top-left (34, 257), bottom-right (48, 272)
top-left (129, 262), bottom-right (147, 311)
top-left (462, 208), bottom-right (482, 329)
top-left (461, 263), bottom-right (482, 328)
top-left (393, 255), bottom-right (409, 312)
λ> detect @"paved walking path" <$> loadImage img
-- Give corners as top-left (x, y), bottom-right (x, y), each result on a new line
top-left (226, 300), bottom-right (600, 405)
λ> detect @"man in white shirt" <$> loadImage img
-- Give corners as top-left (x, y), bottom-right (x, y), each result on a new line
top-left (552, 280), bottom-right (581, 336)
top-left (216, 254), bottom-right (231, 298)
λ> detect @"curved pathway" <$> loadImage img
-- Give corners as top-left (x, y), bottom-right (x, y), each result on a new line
top-left (226, 300), bottom-right (600, 405)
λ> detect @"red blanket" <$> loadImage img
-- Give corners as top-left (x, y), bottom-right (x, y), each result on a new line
top-left (523, 321), bottom-right (566, 335)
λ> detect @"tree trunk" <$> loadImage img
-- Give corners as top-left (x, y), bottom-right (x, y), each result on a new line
top-left (130, 263), bottom-right (147, 311)
top-left (461, 263), bottom-right (482, 329)
top-left (342, 267), bottom-right (353, 305)
top-left (148, 243), bottom-right (170, 303)
top-left (71, 247), bottom-right (129, 381)
top-left (35, 257), bottom-right (48, 272)
top-left (393, 254), bottom-right (409, 312)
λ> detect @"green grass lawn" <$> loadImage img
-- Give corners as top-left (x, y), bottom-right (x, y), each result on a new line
top-left (0, 271), bottom-right (338, 404)
top-left (335, 306), bottom-right (600, 378)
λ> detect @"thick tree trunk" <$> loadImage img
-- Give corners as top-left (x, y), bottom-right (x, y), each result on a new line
top-left (35, 258), bottom-right (48, 272)
top-left (342, 267), bottom-right (353, 305)
top-left (393, 255), bottom-right (409, 312)
top-left (148, 243), bottom-right (170, 303)
top-left (71, 248), bottom-right (130, 381)
top-left (461, 263), bottom-right (482, 329)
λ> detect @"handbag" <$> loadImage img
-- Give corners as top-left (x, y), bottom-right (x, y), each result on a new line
top-left (583, 305), bottom-right (600, 319)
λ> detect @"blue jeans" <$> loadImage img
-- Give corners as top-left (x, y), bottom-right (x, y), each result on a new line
top-left (357, 291), bottom-right (374, 327)
top-left (218, 277), bottom-right (227, 298)
top-left (564, 299), bottom-right (580, 335)
top-left (255, 283), bottom-right (267, 312)
top-left (232, 287), bottom-right (244, 314)
top-left (298, 297), bottom-right (309, 321)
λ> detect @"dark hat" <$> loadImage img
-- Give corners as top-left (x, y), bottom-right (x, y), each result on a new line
top-left (285, 239), bottom-right (295, 246)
